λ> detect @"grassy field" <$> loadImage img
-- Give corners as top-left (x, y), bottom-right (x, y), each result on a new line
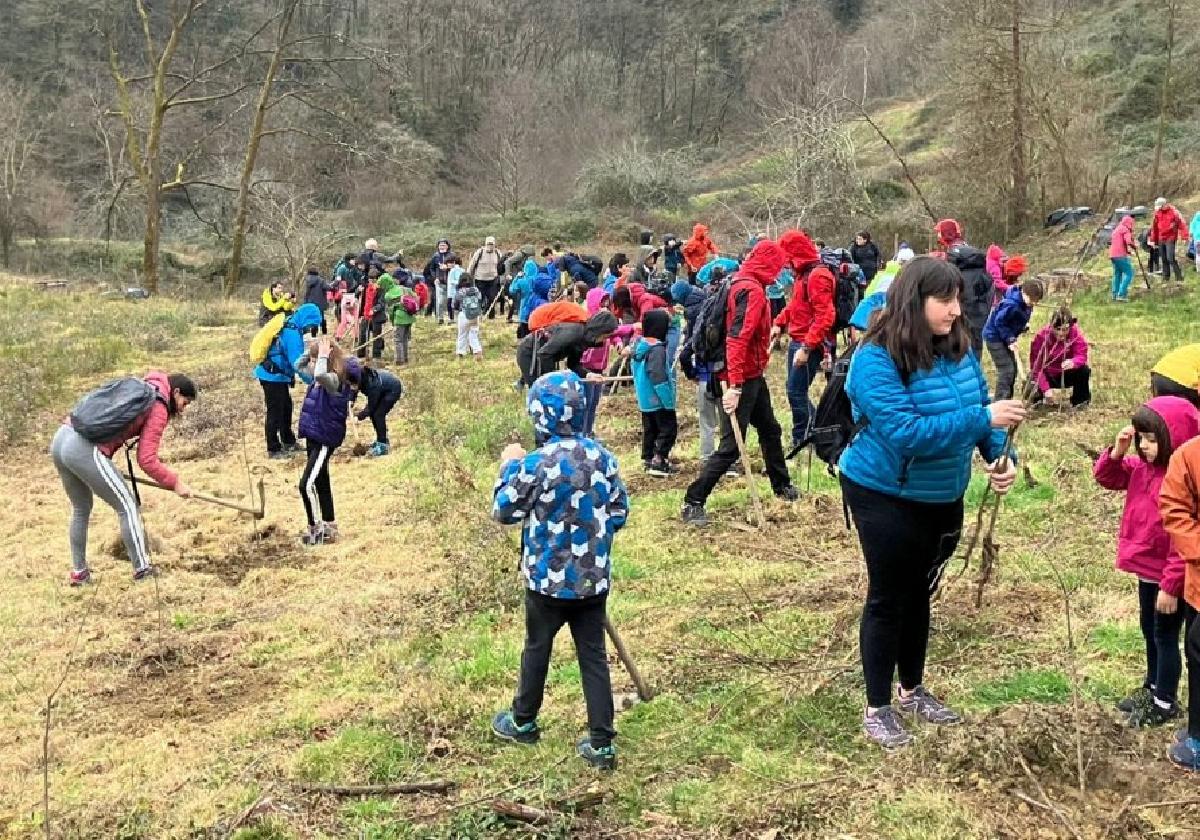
top-left (2, 236), bottom-right (1200, 839)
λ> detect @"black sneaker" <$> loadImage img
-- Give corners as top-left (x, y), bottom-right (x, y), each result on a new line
top-left (576, 736), bottom-right (617, 771)
top-left (680, 503), bottom-right (709, 526)
top-left (1128, 699), bottom-right (1181, 728)
top-left (774, 484), bottom-right (800, 502)
top-left (646, 458), bottom-right (677, 477)
top-left (1116, 686), bottom-right (1151, 714)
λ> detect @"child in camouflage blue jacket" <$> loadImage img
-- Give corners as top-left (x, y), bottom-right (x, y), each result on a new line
top-left (490, 371), bottom-right (629, 770)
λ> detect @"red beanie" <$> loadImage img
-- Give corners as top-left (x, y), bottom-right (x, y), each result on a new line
top-left (934, 219), bottom-right (963, 248)
top-left (1003, 255), bottom-right (1028, 278)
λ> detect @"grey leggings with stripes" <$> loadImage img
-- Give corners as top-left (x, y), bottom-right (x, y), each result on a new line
top-left (51, 425), bottom-right (151, 573)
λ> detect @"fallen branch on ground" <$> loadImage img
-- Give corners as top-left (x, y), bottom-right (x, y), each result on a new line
top-left (491, 799), bottom-right (555, 824)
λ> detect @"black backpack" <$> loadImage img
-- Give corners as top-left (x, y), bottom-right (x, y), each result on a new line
top-left (815, 248), bottom-right (862, 333)
top-left (581, 254), bottom-right (604, 278)
top-left (792, 341), bottom-right (866, 472)
top-left (69, 378), bottom-right (166, 443)
top-left (644, 269), bottom-right (674, 301)
top-left (692, 277), bottom-right (735, 375)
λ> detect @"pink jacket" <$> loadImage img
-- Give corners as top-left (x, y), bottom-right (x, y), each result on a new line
top-left (95, 370), bottom-right (180, 490)
top-left (1109, 215), bottom-right (1135, 259)
top-left (1093, 396), bottom-right (1200, 591)
top-left (1029, 323), bottom-right (1089, 393)
top-left (986, 244), bottom-right (1009, 300)
top-left (580, 287), bottom-right (637, 372)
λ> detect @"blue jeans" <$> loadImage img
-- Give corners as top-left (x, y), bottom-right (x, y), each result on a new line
top-left (666, 324), bottom-right (681, 370)
top-left (582, 382), bottom-right (602, 437)
top-left (1111, 257), bottom-right (1134, 299)
top-left (786, 341), bottom-right (825, 447)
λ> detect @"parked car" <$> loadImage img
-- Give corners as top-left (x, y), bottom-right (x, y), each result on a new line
top-left (1044, 206), bottom-right (1093, 229)
top-left (1094, 205), bottom-right (1148, 248)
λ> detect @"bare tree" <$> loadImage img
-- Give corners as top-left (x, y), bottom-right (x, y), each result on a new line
top-left (1149, 0), bottom-right (1179, 196)
top-left (0, 77), bottom-right (42, 267)
top-left (253, 185), bottom-right (344, 292)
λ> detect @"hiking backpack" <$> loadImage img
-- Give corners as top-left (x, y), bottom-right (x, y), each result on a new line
top-left (527, 299), bottom-right (588, 333)
top-left (644, 269), bottom-right (674, 301)
top-left (817, 249), bottom-right (862, 333)
top-left (461, 288), bottom-right (484, 320)
top-left (69, 378), bottom-right (166, 443)
top-left (797, 341), bottom-right (866, 472)
top-left (691, 277), bottom-right (735, 375)
top-left (581, 254), bottom-right (604, 278)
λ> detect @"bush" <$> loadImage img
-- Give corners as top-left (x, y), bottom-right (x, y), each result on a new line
top-left (575, 142), bottom-right (698, 211)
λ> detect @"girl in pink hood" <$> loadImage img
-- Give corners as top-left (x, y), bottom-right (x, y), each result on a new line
top-left (579, 286), bottom-right (639, 437)
top-left (986, 244), bottom-right (1008, 301)
top-left (1109, 214), bottom-right (1137, 302)
top-left (1094, 395), bottom-right (1200, 727)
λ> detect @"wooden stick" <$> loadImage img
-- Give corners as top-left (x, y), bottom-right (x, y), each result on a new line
top-left (294, 780), bottom-right (455, 796)
top-left (728, 408), bottom-right (766, 528)
top-left (491, 799), bottom-right (553, 824)
top-left (604, 616), bottom-right (654, 701)
top-left (120, 473), bottom-right (265, 519)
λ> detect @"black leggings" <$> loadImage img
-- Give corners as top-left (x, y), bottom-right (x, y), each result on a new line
top-left (640, 409), bottom-right (678, 462)
top-left (841, 475), bottom-right (964, 708)
top-left (1185, 605), bottom-right (1200, 739)
top-left (260, 379), bottom-right (296, 453)
top-left (512, 590), bottom-right (615, 747)
top-left (1038, 366), bottom-right (1092, 406)
top-left (299, 441), bottom-right (335, 527)
top-left (1137, 580), bottom-right (1186, 704)
top-left (365, 395), bottom-right (399, 444)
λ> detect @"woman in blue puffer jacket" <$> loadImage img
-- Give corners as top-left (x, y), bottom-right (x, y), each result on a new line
top-left (839, 256), bottom-right (1027, 749)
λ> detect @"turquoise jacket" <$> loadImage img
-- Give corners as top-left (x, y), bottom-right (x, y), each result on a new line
top-left (839, 342), bottom-right (1010, 502)
top-left (766, 268), bottom-right (794, 301)
top-left (509, 259), bottom-right (537, 323)
top-left (631, 338), bottom-right (676, 411)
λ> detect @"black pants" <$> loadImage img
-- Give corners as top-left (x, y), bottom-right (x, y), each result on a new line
top-left (1185, 605), bottom-right (1199, 739)
top-left (685, 376), bottom-right (790, 506)
top-left (1037, 366), bottom-right (1092, 406)
top-left (477, 280), bottom-right (499, 318)
top-left (640, 409), bottom-right (678, 462)
top-left (308, 314), bottom-right (328, 337)
top-left (841, 475), bottom-right (964, 708)
top-left (512, 590), bottom-right (615, 747)
top-left (365, 393), bottom-right (399, 444)
top-left (516, 322), bottom-right (530, 340)
top-left (260, 379), bottom-right (295, 453)
top-left (299, 441), bottom-right (335, 527)
top-left (1151, 373), bottom-right (1200, 408)
top-left (986, 340), bottom-right (1018, 400)
top-left (1137, 580), bottom-right (1186, 704)
top-left (1159, 241), bottom-right (1183, 282)
top-left (1146, 245), bottom-right (1160, 274)
top-left (966, 319), bottom-right (985, 359)
top-left (769, 297), bottom-right (785, 319)
top-left (358, 318), bottom-right (384, 359)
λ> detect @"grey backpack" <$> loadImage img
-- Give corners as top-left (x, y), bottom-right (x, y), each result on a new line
top-left (461, 288), bottom-right (483, 320)
top-left (69, 378), bottom-right (164, 443)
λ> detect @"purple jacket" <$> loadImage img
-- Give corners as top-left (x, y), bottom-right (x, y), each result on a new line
top-left (298, 357), bottom-right (360, 448)
top-left (1093, 396), bottom-right (1200, 590)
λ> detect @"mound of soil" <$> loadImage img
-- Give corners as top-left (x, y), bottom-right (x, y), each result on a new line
top-left (178, 523), bottom-right (311, 585)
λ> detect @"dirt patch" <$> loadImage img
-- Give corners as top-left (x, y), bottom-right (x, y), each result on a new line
top-left (176, 523), bottom-right (311, 585)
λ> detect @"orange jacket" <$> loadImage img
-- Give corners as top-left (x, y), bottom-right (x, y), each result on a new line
top-left (681, 224), bottom-right (719, 272)
top-left (1159, 437), bottom-right (1200, 609)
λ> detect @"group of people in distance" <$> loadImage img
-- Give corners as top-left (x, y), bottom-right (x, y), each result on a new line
top-left (45, 213), bottom-right (1200, 774)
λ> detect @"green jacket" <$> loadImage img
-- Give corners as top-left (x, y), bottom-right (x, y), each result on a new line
top-left (385, 284), bottom-right (417, 326)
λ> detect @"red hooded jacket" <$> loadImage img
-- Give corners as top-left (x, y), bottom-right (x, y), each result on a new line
top-left (94, 370), bottom-right (180, 490)
top-left (1151, 204), bottom-right (1186, 243)
top-left (681, 224), bottom-right (719, 272)
top-left (774, 230), bottom-right (835, 349)
top-left (625, 283), bottom-right (669, 320)
top-left (724, 240), bottom-right (787, 386)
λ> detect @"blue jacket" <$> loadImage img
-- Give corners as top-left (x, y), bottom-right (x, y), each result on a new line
top-left (632, 338), bottom-right (676, 411)
top-left (255, 303), bottom-right (323, 384)
top-left (508, 259), bottom-right (535, 319)
top-left (519, 273), bottom-right (554, 323)
top-left (839, 342), bottom-right (1011, 502)
top-left (766, 268), bottom-right (794, 301)
top-left (673, 283), bottom-right (710, 382)
top-left (983, 286), bottom-right (1033, 346)
top-left (561, 253), bottom-right (598, 288)
top-left (493, 372), bottom-right (629, 599)
top-left (696, 257), bottom-right (739, 286)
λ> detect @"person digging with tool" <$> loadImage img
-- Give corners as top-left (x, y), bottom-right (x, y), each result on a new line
top-left (838, 257), bottom-right (1024, 749)
top-left (680, 239), bottom-right (799, 527)
top-left (490, 371), bottom-right (629, 771)
top-left (52, 372), bottom-right (197, 585)
top-left (354, 365), bottom-right (402, 457)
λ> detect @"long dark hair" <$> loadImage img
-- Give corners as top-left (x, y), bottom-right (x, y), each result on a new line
top-left (1132, 405), bottom-right (1173, 467)
top-left (862, 256), bottom-right (970, 382)
top-left (166, 374), bottom-right (197, 416)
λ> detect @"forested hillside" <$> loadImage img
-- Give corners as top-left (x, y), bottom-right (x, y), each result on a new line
top-left (0, 0), bottom-right (1195, 289)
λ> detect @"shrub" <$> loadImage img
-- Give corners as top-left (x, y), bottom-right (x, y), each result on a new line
top-left (575, 142), bottom-right (698, 211)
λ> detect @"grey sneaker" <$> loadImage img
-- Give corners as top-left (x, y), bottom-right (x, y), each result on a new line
top-left (680, 503), bottom-right (709, 526)
top-left (897, 686), bottom-right (961, 725)
top-left (863, 705), bottom-right (913, 749)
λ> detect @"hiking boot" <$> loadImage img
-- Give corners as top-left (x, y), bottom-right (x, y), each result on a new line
top-left (1116, 686), bottom-right (1151, 714)
top-left (863, 705), bottom-right (913, 749)
top-left (1168, 736), bottom-right (1200, 771)
top-left (132, 565), bottom-right (159, 582)
top-left (69, 568), bottom-right (92, 587)
top-left (491, 710), bottom-right (540, 744)
top-left (680, 503), bottom-right (709, 527)
top-left (576, 736), bottom-right (617, 771)
top-left (774, 484), bottom-right (800, 502)
top-left (300, 524), bottom-right (326, 546)
top-left (1128, 699), bottom-right (1181, 728)
top-left (897, 686), bottom-right (962, 725)
top-left (322, 523), bottom-right (340, 544)
top-left (367, 441), bottom-right (390, 457)
top-left (646, 458), bottom-right (677, 477)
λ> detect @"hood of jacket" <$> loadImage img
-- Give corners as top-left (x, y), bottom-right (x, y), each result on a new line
top-left (436, 238), bottom-right (451, 249)
top-left (777, 229), bottom-right (819, 270)
top-left (948, 244), bottom-right (987, 270)
top-left (288, 303), bottom-right (323, 331)
top-left (1117, 215), bottom-right (1135, 234)
top-left (532, 274), bottom-right (554, 299)
top-left (583, 310), bottom-right (618, 345)
top-left (1003, 255), bottom-right (1028, 278)
top-left (1146, 395), bottom-right (1200, 452)
top-left (636, 244), bottom-right (660, 270)
top-left (585, 286), bottom-right (609, 315)
top-left (737, 240), bottom-right (787, 286)
top-left (669, 279), bottom-right (696, 304)
top-left (935, 218), bottom-right (963, 248)
top-left (144, 370), bottom-right (172, 404)
top-left (692, 223), bottom-right (709, 239)
top-left (641, 308), bottom-right (670, 342)
top-left (527, 370), bottom-right (586, 438)
top-left (986, 244), bottom-right (1005, 264)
